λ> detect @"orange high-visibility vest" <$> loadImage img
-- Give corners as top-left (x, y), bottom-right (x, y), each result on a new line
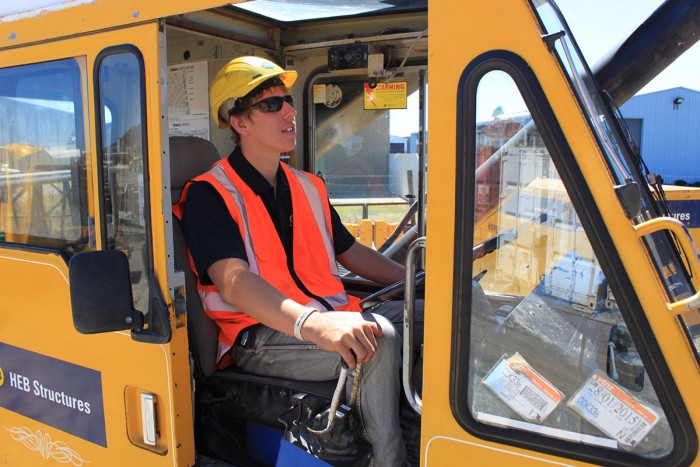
top-left (174, 157), bottom-right (361, 366)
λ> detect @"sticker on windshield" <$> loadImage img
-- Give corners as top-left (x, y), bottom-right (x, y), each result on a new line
top-left (482, 352), bottom-right (564, 423)
top-left (569, 371), bottom-right (659, 449)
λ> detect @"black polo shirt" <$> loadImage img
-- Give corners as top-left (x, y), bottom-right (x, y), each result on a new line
top-left (181, 147), bottom-right (355, 285)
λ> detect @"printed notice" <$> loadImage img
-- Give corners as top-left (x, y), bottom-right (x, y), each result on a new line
top-left (313, 84), bottom-right (327, 104)
top-left (363, 81), bottom-right (407, 110)
top-left (167, 61), bottom-right (210, 139)
top-left (569, 372), bottom-right (659, 449)
top-left (482, 353), bottom-right (563, 423)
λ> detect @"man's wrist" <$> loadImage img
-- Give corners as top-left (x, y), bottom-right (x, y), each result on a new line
top-left (293, 309), bottom-right (318, 341)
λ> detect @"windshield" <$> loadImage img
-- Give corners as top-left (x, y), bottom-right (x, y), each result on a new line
top-left (534, 2), bottom-right (649, 187)
top-left (534, 0), bottom-right (692, 300)
top-left (533, 0), bottom-right (700, 358)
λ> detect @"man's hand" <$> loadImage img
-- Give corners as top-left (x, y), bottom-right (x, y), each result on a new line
top-left (301, 311), bottom-right (383, 368)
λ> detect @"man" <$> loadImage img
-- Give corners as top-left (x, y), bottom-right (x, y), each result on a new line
top-left (175, 56), bottom-right (411, 466)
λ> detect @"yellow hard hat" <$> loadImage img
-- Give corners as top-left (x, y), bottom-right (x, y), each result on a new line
top-left (210, 56), bottom-right (298, 128)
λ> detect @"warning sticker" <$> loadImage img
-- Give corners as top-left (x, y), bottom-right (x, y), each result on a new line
top-left (482, 353), bottom-right (563, 423)
top-left (569, 372), bottom-right (659, 449)
top-left (363, 81), bottom-right (407, 110)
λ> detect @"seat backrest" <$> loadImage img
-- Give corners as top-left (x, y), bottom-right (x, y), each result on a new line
top-left (170, 136), bottom-right (222, 202)
top-left (169, 136), bottom-right (222, 378)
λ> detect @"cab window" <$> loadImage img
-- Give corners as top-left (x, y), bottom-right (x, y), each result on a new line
top-left (310, 71), bottom-right (426, 261)
top-left (95, 48), bottom-right (151, 312)
top-left (0, 58), bottom-right (88, 252)
top-left (453, 62), bottom-right (690, 465)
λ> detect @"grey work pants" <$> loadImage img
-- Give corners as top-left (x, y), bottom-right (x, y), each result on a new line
top-left (232, 312), bottom-right (406, 467)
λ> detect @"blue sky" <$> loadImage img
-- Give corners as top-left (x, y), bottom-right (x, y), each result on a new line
top-left (557, 0), bottom-right (700, 94)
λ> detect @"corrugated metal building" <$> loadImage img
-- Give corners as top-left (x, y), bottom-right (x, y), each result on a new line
top-left (620, 87), bottom-right (700, 185)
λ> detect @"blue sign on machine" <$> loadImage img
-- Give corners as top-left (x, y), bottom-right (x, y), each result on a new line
top-left (667, 200), bottom-right (700, 229)
top-left (0, 342), bottom-right (106, 447)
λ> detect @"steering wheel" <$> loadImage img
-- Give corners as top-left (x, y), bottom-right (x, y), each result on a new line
top-left (359, 270), bottom-right (425, 309)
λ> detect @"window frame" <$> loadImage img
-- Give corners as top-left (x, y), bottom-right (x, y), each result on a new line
top-left (449, 50), bottom-right (696, 466)
top-left (92, 43), bottom-right (171, 344)
top-left (93, 44), bottom-right (151, 262)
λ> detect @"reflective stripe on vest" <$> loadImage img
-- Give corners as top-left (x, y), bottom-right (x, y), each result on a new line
top-left (176, 157), bottom-right (361, 365)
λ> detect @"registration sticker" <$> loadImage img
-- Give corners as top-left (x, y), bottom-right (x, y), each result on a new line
top-left (482, 353), bottom-right (564, 423)
top-left (569, 372), bottom-right (659, 449)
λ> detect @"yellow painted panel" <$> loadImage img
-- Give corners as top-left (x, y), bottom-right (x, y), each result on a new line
top-left (345, 223), bottom-right (358, 238)
top-left (388, 222), bottom-right (399, 236)
top-left (425, 436), bottom-right (585, 466)
top-left (426, 0), bottom-right (700, 464)
top-left (0, 0), bottom-right (243, 49)
top-left (374, 219), bottom-right (389, 248)
top-left (0, 22), bottom-right (193, 466)
top-left (359, 219), bottom-right (373, 247)
top-left (0, 249), bottom-right (180, 465)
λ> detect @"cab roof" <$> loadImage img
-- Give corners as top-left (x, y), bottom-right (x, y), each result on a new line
top-left (230, 0), bottom-right (427, 22)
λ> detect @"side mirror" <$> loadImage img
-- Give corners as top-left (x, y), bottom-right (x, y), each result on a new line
top-left (69, 249), bottom-right (144, 333)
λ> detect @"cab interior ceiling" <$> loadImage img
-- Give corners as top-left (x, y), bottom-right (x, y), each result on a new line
top-left (164, 3), bottom-right (428, 63)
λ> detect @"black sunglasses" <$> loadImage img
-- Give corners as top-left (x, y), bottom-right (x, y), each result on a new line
top-left (248, 95), bottom-right (294, 113)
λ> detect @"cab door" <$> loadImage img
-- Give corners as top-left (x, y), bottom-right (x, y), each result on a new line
top-left (422, 0), bottom-right (699, 465)
top-left (0, 22), bottom-right (193, 465)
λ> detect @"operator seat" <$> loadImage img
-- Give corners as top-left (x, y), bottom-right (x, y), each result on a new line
top-left (170, 135), bottom-right (221, 378)
top-left (169, 136), bottom-right (336, 463)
